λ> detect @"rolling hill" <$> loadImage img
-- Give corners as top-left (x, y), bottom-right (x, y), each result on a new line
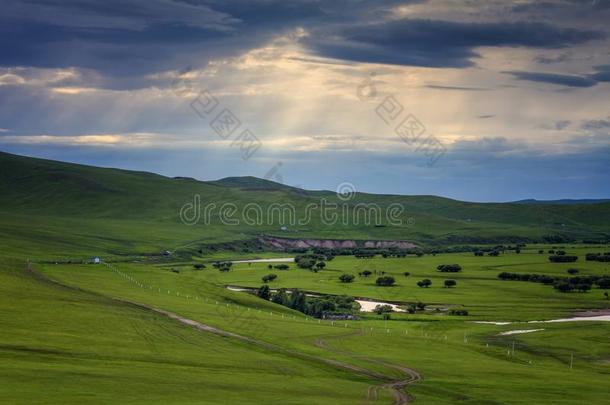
top-left (1, 150), bottom-right (609, 259)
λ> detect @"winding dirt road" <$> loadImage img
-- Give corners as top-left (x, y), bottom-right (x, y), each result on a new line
top-left (124, 301), bottom-right (421, 404)
top-left (28, 263), bottom-right (420, 404)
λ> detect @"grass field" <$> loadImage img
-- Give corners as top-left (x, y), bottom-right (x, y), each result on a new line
top-left (1, 152), bottom-right (610, 404)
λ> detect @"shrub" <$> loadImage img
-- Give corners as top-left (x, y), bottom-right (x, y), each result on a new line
top-left (375, 276), bottom-right (396, 286)
top-left (339, 274), bottom-right (355, 283)
top-left (262, 274), bottom-right (278, 283)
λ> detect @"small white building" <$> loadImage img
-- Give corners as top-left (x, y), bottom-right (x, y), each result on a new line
top-left (93, 257), bottom-right (100, 264)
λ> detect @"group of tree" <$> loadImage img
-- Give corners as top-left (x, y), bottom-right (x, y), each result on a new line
top-left (212, 261), bottom-right (233, 272)
top-left (586, 253), bottom-right (610, 262)
top-left (548, 255), bottom-right (578, 263)
top-left (256, 287), bottom-right (358, 318)
top-left (406, 301), bottom-right (426, 314)
top-left (437, 264), bottom-right (462, 272)
top-left (498, 271), bottom-right (610, 293)
top-left (294, 254), bottom-right (326, 271)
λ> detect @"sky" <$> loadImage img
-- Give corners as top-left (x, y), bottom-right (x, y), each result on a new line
top-left (1, 0), bottom-right (609, 202)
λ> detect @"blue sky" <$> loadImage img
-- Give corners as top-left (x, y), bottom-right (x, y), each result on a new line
top-left (1, 0), bottom-right (609, 201)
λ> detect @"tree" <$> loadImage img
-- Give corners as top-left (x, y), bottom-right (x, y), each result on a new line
top-left (193, 263), bottom-right (206, 270)
top-left (444, 279), bottom-right (457, 288)
top-left (271, 288), bottom-right (288, 305)
top-left (315, 261), bottom-right (326, 270)
top-left (374, 304), bottom-right (393, 315)
top-left (268, 264), bottom-right (273, 269)
top-left (375, 276), bottom-right (396, 286)
top-left (554, 282), bottom-right (574, 293)
top-left (576, 283), bottom-right (591, 293)
top-left (361, 270), bottom-right (372, 277)
top-left (257, 284), bottom-right (270, 300)
top-left (403, 271), bottom-right (411, 277)
top-left (567, 268), bottom-right (579, 275)
top-left (262, 274), bottom-right (277, 283)
top-left (596, 278), bottom-right (610, 289)
top-left (417, 279), bottom-right (432, 288)
top-left (339, 274), bottom-right (355, 283)
top-left (274, 264), bottom-right (289, 270)
top-left (416, 301), bottom-right (426, 310)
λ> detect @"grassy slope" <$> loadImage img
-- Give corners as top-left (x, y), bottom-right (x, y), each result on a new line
top-left (1, 151), bottom-right (609, 258)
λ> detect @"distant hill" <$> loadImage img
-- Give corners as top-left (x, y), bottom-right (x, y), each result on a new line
top-left (512, 199), bottom-right (610, 205)
top-left (0, 150), bottom-right (609, 256)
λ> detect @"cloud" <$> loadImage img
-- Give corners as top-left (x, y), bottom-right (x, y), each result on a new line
top-left (581, 118), bottom-right (610, 130)
top-left (504, 71), bottom-right (598, 87)
top-left (425, 84), bottom-right (489, 91)
top-left (304, 19), bottom-right (604, 68)
top-left (504, 64), bottom-right (610, 87)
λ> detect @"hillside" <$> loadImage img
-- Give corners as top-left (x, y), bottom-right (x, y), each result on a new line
top-left (1, 151), bottom-right (609, 258)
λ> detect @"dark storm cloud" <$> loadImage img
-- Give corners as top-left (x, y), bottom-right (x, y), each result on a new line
top-left (303, 19), bottom-right (604, 68)
top-left (505, 71), bottom-right (598, 87)
top-left (505, 64), bottom-right (610, 87)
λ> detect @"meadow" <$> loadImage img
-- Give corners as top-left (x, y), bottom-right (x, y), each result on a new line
top-left (21, 245), bottom-right (610, 404)
top-left (1, 152), bottom-right (610, 404)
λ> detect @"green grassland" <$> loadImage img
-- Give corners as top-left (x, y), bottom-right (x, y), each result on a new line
top-left (1, 151), bottom-right (610, 404)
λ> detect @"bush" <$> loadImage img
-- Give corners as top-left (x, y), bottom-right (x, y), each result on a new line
top-left (567, 268), bottom-right (579, 275)
top-left (193, 263), bottom-right (206, 270)
top-left (375, 276), bottom-right (396, 286)
top-left (339, 274), bottom-right (355, 283)
top-left (417, 279), bottom-right (432, 288)
top-left (548, 255), bottom-right (578, 263)
top-left (444, 279), bottom-right (457, 288)
top-left (262, 274), bottom-right (278, 283)
top-left (274, 264), bottom-right (290, 270)
top-left (437, 264), bottom-right (462, 272)
top-left (403, 271), bottom-right (411, 277)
